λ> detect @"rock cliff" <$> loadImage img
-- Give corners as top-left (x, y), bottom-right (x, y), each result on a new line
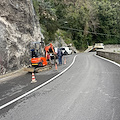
top-left (0, 0), bottom-right (43, 75)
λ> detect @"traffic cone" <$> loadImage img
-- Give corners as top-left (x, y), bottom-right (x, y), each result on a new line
top-left (31, 72), bottom-right (37, 83)
top-left (64, 57), bottom-right (66, 65)
top-left (55, 62), bottom-right (58, 70)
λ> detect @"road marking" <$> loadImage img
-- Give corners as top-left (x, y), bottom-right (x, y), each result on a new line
top-left (0, 55), bottom-right (77, 110)
top-left (94, 54), bottom-right (120, 68)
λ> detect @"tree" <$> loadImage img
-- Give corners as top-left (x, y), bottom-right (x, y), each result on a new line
top-left (95, 1), bottom-right (120, 44)
top-left (33, 0), bottom-right (58, 43)
top-left (63, 0), bottom-right (99, 48)
top-left (33, 0), bottom-right (120, 49)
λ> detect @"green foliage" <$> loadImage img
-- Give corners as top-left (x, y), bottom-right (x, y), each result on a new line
top-left (33, 0), bottom-right (120, 50)
top-left (64, 0), bottom-right (98, 48)
top-left (95, 1), bottom-right (120, 43)
top-left (32, 0), bottom-right (57, 43)
top-left (64, 0), bottom-right (120, 49)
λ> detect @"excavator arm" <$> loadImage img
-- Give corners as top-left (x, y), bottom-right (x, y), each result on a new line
top-left (44, 43), bottom-right (55, 59)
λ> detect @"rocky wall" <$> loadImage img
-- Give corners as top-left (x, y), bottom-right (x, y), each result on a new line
top-left (0, 0), bottom-right (43, 75)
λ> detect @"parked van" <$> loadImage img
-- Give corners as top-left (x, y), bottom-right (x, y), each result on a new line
top-left (94, 43), bottom-right (104, 49)
top-left (60, 47), bottom-right (72, 55)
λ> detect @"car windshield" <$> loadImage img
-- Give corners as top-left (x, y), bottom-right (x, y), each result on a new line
top-left (61, 48), bottom-right (65, 50)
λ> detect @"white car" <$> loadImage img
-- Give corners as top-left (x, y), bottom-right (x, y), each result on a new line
top-left (61, 47), bottom-right (72, 55)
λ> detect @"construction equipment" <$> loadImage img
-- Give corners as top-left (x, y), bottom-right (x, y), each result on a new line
top-left (24, 42), bottom-right (55, 73)
top-left (44, 43), bottom-right (55, 59)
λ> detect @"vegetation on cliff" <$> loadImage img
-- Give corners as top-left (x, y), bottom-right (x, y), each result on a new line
top-left (33, 0), bottom-right (120, 50)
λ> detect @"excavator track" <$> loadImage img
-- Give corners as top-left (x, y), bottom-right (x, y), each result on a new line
top-left (24, 64), bottom-right (52, 73)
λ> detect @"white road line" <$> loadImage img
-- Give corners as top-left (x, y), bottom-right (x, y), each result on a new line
top-left (94, 54), bottom-right (120, 68)
top-left (0, 55), bottom-right (77, 110)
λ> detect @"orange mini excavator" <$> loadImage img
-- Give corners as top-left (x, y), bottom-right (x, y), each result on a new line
top-left (24, 41), bottom-right (55, 72)
top-left (31, 42), bottom-right (47, 67)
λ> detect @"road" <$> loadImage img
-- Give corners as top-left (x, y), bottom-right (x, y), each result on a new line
top-left (0, 52), bottom-right (120, 120)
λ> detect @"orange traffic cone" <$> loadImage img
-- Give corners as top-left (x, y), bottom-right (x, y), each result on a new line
top-left (31, 72), bottom-right (37, 83)
top-left (64, 57), bottom-right (66, 65)
top-left (55, 62), bottom-right (58, 70)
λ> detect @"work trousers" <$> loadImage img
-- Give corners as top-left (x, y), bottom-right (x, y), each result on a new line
top-left (58, 56), bottom-right (62, 64)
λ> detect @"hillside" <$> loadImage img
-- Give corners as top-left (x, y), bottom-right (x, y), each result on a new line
top-left (33, 0), bottom-right (120, 49)
top-left (0, 0), bottom-right (43, 75)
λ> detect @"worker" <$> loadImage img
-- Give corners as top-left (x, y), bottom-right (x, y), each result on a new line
top-left (47, 51), bottom-right (50, 61)
top-left (57, 48), bottom-right (63, 65)
top-left (53, 52), bottom-right (57, 65)
top-left (31, 49), bottom-right (37, 58)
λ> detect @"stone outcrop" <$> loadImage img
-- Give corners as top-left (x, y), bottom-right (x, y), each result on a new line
top-left (0, 0), bottom-right (44, 75)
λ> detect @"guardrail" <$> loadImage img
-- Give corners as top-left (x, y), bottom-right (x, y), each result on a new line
top-left (96, 51), bottom-right (120, 64)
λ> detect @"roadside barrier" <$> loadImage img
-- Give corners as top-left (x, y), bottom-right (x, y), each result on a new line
top-left (31, 72), bottom-right (37, 83)
top-left (96, 51), bottom-right (120, 64)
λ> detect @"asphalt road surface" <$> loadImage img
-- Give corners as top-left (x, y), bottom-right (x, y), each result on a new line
top-left (0, 52), bottom-right (120, 120)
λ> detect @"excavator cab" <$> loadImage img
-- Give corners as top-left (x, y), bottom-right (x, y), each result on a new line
top-left (30, 41), bottom-right (47, 67)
